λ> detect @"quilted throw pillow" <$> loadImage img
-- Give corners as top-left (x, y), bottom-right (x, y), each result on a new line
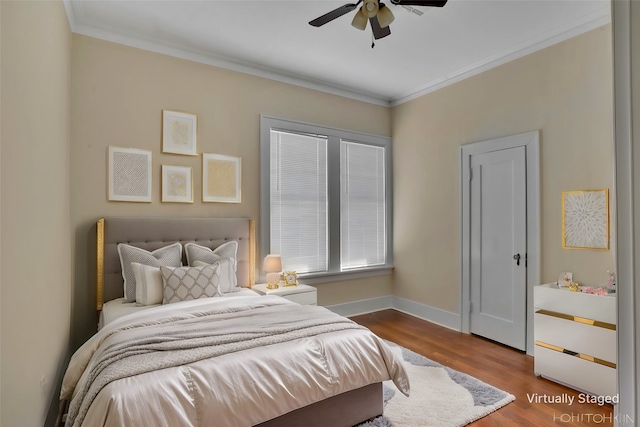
top-left (185, 241), bottom-right (238, 270)
top-left (118, 242), bottom-right (182, 302)
top-left (161, 264), bottom-right (223, 304)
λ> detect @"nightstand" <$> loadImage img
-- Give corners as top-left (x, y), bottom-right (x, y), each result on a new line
top-left (252, 283), bottom-right (317, 306)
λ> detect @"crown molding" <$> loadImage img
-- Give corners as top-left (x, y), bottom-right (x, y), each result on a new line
top-left (63, 0), bottom-right (82, 30)
top-left (67, 21), bottom-right (392, 107)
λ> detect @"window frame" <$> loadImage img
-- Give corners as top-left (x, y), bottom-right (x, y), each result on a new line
top-left (260, 115), bottom-right (393, 283)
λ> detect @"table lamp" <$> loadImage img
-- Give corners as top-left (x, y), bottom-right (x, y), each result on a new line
top-left (263, 254), bottom-right (282, 289)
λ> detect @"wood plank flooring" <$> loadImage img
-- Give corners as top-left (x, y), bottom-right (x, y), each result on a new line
top-left (351, 310), bottom-right (614, 427)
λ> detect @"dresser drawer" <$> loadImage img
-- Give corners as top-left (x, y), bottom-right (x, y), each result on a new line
top-left (534, 312), bottom-right (616, 362)
top-left (534, 283), bottom-right (616, 324)
top-left (535, 345), bottom-right (616, 397)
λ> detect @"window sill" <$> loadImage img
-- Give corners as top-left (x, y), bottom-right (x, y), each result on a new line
top-left (298, 266), bottom-right (394, 285)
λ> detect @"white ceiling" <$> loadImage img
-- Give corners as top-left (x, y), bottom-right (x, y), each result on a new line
top-left (64, 0), bottom-right (611, 106)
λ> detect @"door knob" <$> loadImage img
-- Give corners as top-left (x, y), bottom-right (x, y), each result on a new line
top-left (513, 253), bottom-right (521, 266)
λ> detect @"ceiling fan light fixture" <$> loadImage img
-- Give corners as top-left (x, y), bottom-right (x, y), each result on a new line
top-left (377, 4), bottom-right (395, 28)
top-left (362, 0), bottom-right (379, 18)
top-left (351, 8), bottom-right (368, 30)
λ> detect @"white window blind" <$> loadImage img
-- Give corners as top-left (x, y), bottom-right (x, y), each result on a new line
top-left (270, 130), bottom-right (328, 274)
top-left (340, 140), bottom-right (386, 269)
top-left (261, 116), bottom-right (392, 281)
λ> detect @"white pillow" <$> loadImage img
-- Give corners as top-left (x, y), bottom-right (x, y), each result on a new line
top-left (132, 263), bottom-right (164, 306)
top-left (161, 264), bottom-right (223, 304)
top-left (117, 242), bottom-right (182, 302)
top-left (185, 241), bottom-right (238, 271)
top-left (192, 259), bottom-right (239, 293)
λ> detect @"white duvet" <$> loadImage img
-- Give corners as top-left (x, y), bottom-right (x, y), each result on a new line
top-left (61, 296), bottom-right (409, 427)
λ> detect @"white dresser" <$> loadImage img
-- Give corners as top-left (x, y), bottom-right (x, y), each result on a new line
top-left (534, 283), bottom-right (616, 396)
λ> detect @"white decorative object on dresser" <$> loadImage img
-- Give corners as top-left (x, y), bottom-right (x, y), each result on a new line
top-left (252, 283), bottom-right (317, 306)
top-left (534, 283), bottom-right (616, 396)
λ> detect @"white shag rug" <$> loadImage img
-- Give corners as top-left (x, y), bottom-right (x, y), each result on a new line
top-left (358, 343), bottom-right (515, 427)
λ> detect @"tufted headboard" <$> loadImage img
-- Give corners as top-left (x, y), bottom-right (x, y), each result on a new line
top-left (96, 217), bottom-right (255, 311)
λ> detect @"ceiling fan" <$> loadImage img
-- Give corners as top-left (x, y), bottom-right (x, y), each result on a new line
top-left (309, 0), bottom-right (448, 42)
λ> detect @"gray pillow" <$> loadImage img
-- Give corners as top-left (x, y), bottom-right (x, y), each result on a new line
top-left (161, 264), bottom-right (223, 304)
top-left (117, 242), bottom-right (182, 302)
top-left (184, 241), bottom-right (238, 271)
top-left (185, 242), bottom-right (238, 292)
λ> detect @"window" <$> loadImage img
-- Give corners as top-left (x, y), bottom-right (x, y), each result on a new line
top-left (260, 116), bottom-right (392, 280)
top-left (269, 130), bottom-right (328, 273)
top-left (340, 140), bottom-right (387, 269)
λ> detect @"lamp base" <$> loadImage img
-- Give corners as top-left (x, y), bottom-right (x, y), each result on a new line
top-left (265, 272), bottom-right (280, 289)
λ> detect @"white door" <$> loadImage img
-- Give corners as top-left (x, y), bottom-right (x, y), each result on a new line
top-left (469, 145), bottom-right (527, 351)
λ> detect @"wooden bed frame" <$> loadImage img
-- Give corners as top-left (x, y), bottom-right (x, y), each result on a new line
top-left (69, 216), bottom-right (383, 427)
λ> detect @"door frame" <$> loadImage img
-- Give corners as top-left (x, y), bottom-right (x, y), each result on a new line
top-left (460, 130), bottom-right (541, 355)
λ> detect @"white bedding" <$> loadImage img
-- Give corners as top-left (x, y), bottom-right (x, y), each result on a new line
top-left (98, 288), bottom-right (260, 329)
top-left (63, 296), bottom-right (409, 427)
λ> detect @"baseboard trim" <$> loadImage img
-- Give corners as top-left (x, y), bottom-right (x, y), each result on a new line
top-left (326, 296), bottom-right (394, 318)
top-left (392, 297), bottom-right (461, 331)
top-left (326, 296), bottom-right (461, 331)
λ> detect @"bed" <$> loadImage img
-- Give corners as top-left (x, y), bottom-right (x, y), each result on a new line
top-left (58, 217), bottom-right (409, 427)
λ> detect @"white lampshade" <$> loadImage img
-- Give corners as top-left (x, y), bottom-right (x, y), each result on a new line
top-left (263, 254), bottom-right (282, 289)
top-left (263, 254), bottom-right (282, 273)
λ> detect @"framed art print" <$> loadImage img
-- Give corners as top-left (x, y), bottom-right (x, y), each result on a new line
top-left (108, 146), bottom-right (152, 202)
top-left (562, 189), bottom-right (609, 250)
top-left (202, 153), bottom-right (242, 203)
top-left (162, 110), bottom-right (197, 155)
top-left (162, 165), bottom-right (193, 203)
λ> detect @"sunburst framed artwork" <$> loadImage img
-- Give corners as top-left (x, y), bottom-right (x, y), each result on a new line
top-left (562, 189), bottom-right (609, 250)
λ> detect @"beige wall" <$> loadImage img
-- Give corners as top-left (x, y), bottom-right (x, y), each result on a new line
top-left (1, 1), bottom-right (72, 426)
top-left (391, 26), bottom-right (615, 313)
top-left (70, 35), bottom-right (393, 346)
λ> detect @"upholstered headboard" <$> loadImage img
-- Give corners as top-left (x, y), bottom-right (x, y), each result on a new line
top-left (96, 217), bottom-right (255, 310)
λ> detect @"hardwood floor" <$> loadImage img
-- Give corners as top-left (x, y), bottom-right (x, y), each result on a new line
top-left (351, 310), bottom-right (614, 427)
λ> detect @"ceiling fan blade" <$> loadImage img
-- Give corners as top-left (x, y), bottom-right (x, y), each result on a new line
top-left (390, 0), bottom-right (447, 7)
top-left (309, 3), bottom-right (360, 27)
top-left (370, 16), bottom-right (391, 39)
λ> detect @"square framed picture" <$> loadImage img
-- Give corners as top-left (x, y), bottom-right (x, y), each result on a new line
top-left (162, 165), bottom-right (193, 203)
top-left (202, 153), bottom-right (242, 203)
top-left (108, 146), bottom-right (152, 202)
top-left (562, 189), bottom-right (609, 250)
top-left (162, 110), bottom-right (197, 155)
